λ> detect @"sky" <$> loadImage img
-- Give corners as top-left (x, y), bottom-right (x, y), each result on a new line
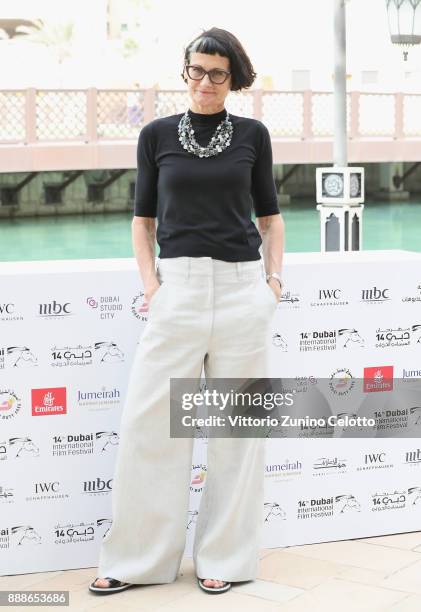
top-left (1, 0), bottom-right (420, 89)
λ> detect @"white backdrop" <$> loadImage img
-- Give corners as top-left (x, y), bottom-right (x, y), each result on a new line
top-left (1, 250), bottom-right (421, 576)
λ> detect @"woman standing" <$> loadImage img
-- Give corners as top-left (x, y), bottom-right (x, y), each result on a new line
top-left (90, 26), bottom-right (284, 596)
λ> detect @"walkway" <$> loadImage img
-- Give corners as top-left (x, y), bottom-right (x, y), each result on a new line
top-left (1, 89), bottom-right (421, 172)
top-left (2, 533), bottom-right (421, 611)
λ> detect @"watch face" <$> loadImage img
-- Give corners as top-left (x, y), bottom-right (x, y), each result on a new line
top-left (323, 173), bottom-right (344, 198)
top-left (350, 173), bottom-right (361, 198)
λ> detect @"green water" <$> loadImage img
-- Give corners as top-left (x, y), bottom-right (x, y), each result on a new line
top-left (0, 200), bottom-right (420, 262)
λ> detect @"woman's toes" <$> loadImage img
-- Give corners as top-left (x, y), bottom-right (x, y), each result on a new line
top-left (203, 579), bottom-right (225, 588)
top-left (93, 578), bottom-right (110, 588)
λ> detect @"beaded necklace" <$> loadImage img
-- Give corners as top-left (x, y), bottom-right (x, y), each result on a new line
top-left (178, 110), bottom-right (233, 158)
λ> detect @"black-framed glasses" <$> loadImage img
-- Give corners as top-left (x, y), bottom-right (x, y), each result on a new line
top-left (185, 64), bottom-right (231, 85)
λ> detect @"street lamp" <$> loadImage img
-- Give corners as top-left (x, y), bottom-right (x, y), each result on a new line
top-left (316, 0), bottom-right (365, 252)
top-left (386, 0), bottom-right (421, 60)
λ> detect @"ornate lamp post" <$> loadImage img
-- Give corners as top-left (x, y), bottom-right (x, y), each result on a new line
top-left (386, 0), bottom-right (421, 61)
top-left (316, 0), bottom-right (364, 252)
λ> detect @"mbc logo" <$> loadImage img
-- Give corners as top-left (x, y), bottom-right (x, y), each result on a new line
top-left (39, 301), bottom-right (71, 316)
top-left (361, 287), bottom-right (389, 301)
top-left (83, 478), bottom-right (113, 492)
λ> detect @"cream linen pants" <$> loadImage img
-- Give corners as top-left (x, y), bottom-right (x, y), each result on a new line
top-left (97, 256), bottom-right (278, 584)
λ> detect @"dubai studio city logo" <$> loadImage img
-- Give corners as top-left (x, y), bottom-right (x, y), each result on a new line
top-left (86, 295), bottom-right (123, 320)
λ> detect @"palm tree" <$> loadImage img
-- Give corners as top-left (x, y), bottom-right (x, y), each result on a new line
top-left (14, 19), bottom-right (75, 64)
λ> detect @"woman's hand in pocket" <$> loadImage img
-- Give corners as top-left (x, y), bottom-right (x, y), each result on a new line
top-left (144, 278), bottom-right (161, 304)
top-left (267, 278), bottom-right (282, 303)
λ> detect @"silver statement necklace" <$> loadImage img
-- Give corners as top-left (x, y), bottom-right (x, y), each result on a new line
top-left (178, 109), bottom-right (233, 158)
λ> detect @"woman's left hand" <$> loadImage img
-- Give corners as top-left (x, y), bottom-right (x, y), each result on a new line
top-left (267, 278), bottom-right (282, 302)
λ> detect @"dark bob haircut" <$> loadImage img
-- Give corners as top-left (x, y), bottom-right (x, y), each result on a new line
top-left (182, 27), bottom-right (257, 92)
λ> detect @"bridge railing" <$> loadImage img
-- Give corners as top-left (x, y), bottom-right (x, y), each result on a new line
top-left (1, 88), bottom-right (421, 145)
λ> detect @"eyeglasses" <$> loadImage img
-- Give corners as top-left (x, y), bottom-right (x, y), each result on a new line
top-left (185, 64), bottom-right (231, 85)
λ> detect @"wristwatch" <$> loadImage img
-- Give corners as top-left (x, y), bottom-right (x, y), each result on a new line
top-left (266, 272), bottom-right (283, 289)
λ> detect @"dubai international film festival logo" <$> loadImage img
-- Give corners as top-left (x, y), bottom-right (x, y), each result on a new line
top-left (364, 366), bottom-right (394, 393)
top-left (338, 328), bottom-right (365, 349)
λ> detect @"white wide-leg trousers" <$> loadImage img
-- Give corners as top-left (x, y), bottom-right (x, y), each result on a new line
top-left (97, 256), bottom-right (277, 584)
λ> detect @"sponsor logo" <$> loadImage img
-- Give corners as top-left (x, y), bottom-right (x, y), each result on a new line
top-left (329, 368), bottom-right (355, 396)
top-left (96, 432), bottom-right (119, 453)
top-left (0, 303), bottom-right (23, 322)
top-left (402, 367), bottom-right (421, 382)
top-left (0, 346), bottom-right (38, 369)
top-left (0, 437), bottom-right (40, 460)
top-left (371, 490), bottom-right (407, 511)
top-left (38, 301), bottom-right (72, 319)
top-left (265, 460), bottom-right (302, 479)
top-left (0, 485), bottom-right (14, 503)
top-left (402, 284), bottom-right (421, 304)
top-left (31, 388), bottom-right (67, 416)
top-left (131, 292), bottom-right (149, 321)
top-left (77, 386), bottom-right (121, 411)
top-left (356, 452), bottom-right (394, 471)
top-left (264, 502), bottom-right (287, 522)
top-left (86, 295), bottom-right (123, 320)
top-left (279, 290), bottom-right (300, 309)
top-left (373, 407), bottom-right (409, 432)
top-left (272, 333), bottom-right (288, 351)
top-left (299, 329), bottom-right (336, 352)
top-left (361, 287), bottom-right (390, 304)
top-left (52, 433), bottom-right (94, 457)
top-left (82, 477), bottom-right (113, 495)
top-left (338, 328), bottom-right (365, 348)
top-left (50, 342), bottom-right (124, 367)
top-left (26, 481), bottom-right (69, 502)
top-left (297, 495), bottom-right (361, 519)
top-left (312, 457), bottom-right (347, 476)
top-left (187, 510), bottom-right (199, 530)
top-left (405, 449), bottom-right (421, 466)
top-left (54, 522), bottom-right (96, 544)
top-left (0, 390), bottom-right (21, 420)
top-left (374, 326), bottom-right (416, 348)
top-left (310, 288), bottom-right (349, 307)
top-left (364, 366), bottom-right (393, 392)
top-left (190, 464), bottom-right (207, 493)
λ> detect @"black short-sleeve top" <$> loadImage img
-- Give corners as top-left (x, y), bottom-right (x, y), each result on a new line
top-left (134, 107), bottom-right (279, 262)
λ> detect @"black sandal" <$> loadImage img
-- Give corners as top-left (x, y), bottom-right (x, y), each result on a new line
top-left (89, 577), bottom-right (134, 595)
top-left (197, 577), bottom-right (232, 594)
